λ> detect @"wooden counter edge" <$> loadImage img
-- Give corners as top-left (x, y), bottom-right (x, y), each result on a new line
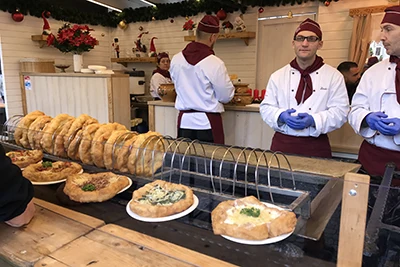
top-left (33, 198), bottom-right (105, 229)
top-left (148, 100), bottom-right (260, 112)
top-left (98, 224), bottom-right (237, 267)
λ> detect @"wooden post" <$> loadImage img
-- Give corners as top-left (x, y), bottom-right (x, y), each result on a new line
top-left (148, 104), bottom-right (155, 131)
top-left (337, 173), bottom-right (370, 267)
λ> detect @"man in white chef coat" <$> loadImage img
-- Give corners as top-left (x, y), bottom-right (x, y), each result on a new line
top-left (170, 15), bottom-right (235, 144)
top-left (349, 6), bottom-right (400, 176)
top-left (260, 18), bottom-right (349, 158)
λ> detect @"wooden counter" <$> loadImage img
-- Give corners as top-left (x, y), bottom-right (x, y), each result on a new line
top-left (19, 72), bottom-right (131, 129)
top-left (0, 198), bottom-right (235, 267)
top-left (148, 101), bottom-right (363, 156)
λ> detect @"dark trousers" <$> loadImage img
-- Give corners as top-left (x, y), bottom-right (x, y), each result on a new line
top-left (178, 128), bottom-right (214, 143)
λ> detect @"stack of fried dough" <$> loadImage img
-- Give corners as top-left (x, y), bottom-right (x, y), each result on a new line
top-left (13, 111), bottom-right (165, 177)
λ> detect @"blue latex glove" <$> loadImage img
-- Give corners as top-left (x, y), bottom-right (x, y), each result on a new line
top-left (375, 118), bottom-right (400, 136)
top-left (365, 112), bottom-right (388, 130)
top-left (278, 109), bottom-right (296, 124)
top-left (287, 113), bottom-right (315, 130)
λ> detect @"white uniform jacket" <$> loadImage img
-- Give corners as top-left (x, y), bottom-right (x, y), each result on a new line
top-left (348, 59), bottom-right (400, 152)
top-left (150, 73), bottom-right (172, 98)
top-left (170, 52), bottom-right (234, 129)
top-left (260, 63), bottom-right (349, 137)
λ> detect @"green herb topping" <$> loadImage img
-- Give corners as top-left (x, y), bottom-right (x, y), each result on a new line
top-left (42, 161), bottom-right (53, 168)
top-left (138, 185), bottom-right (186, 206)
top-left (82, 184), bottom-right (96, 191)
top-left (240, 207), bottom-right (261, 217)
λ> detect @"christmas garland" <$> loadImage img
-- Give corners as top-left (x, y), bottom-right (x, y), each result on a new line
top-left (0, 0), bottom-right (339, 27)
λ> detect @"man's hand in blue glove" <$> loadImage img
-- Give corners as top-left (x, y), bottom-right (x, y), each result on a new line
top-left (375, 118), bottom-right (400, 136)
top-left (287, 113), bottom-right (315, 130)
top-left (278, 109), bottom-right (296, 124)
top-left (365, 112), bottom-right (388, 130)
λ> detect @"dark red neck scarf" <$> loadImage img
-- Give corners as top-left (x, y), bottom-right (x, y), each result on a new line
top-left (389, 56), bottom-right (400, 104)
top-left (290, 56), bottom-right (324, 104)
top-left (182, 42), bottom-right (215, 65)
top-left (152, 67), bottom-right (171, 79)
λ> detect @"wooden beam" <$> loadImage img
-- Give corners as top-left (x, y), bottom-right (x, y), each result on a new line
top-left (349, 4), bottom-right (397, 17)
top-left (337, 173), bottom-right (370, 267)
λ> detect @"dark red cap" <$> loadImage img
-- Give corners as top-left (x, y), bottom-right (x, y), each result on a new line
top-left (198, 15), bottom-right (220, 34)
top-left (157, 52), bottom-right (169, 63)
top-left (382, 6), bottom-right (400, 26)
top-left (294, 18), bottom-right (322, 40)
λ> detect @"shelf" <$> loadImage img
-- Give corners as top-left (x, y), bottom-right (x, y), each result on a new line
top-left (111, 57), bottom-right (157, 67)
top-left (184, 31), bottom-right (256, 46)
top-left (31, 35), bottom-right (48, 48)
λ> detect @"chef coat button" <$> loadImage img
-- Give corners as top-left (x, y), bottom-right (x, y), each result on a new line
top-left (313, 90), bottom-right (315, 92)
top-left (377, 132), bottom-right (380, 135)
top-left (383, 111), bottom-right (385, 113)
top-left (316, 72), bottom-right (318, 74)
top-left (292, 72), bottom-right (295, 75)
top-left (309, 108), bottom-right (311, 110)
top-left (389, 67), bottom-right (391, 70)
top-left (291, 89), bottom-right (294, 92)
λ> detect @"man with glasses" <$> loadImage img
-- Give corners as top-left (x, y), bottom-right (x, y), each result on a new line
top-left (171, 15), bottom-right (234, 144)
top-left (260, 18), bottom-right (349, 158)
top-left (349, 6), bottom-right (400, 176)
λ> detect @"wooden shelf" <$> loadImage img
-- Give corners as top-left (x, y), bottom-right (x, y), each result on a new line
top-left (31, 35), bottom-right (48, 48)
top-left (111, 57), bottom-right (157, 67)
top-left (184, 31), bottom-right (256, 46)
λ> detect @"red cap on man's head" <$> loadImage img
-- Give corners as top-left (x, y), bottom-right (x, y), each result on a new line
top-left (198, 15), bottom-right (220, 33)
top-left (294, 18), bottom-right (322, 40)
top-left (381, 6), bottom-right (400, 26)
top-left (157, 52), bottom-right (169, 63)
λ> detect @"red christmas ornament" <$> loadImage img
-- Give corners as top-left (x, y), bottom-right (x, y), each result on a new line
top-left (216, 9), bottom-right (227, 21)
top-left (324, 1), bottom-right (330, 6)
top-left (258, 7), bottom-right (264, 13)
top-left (12, 9), bottom-right (24, 22)
top-left (43, 11), bottom-right (51, 18)
top-left (170, 19), bottom-right (174, 23)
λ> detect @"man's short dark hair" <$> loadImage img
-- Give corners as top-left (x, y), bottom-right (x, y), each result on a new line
top-left (337, 61), bottom-right (358, 73)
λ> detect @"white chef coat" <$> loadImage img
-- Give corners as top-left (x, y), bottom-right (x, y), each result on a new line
top-left (348, 59), bottom-right (400, 152)
top-left (150, 73), bottom-right (172, 99)
top-left (170, 52), bottom-right (234, 129)
top-left (260, 63), bottom-right (349, 137)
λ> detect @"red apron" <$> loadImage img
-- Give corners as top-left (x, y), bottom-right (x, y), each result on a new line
top-left (271, 132), bottom-right (332, 158)
top-left (358, 140), bottom-right (400, 176)
top-left (177, 110), bottom-right (224, 144)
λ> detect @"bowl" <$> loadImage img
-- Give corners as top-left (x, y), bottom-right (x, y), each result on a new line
top-left (233, 83), bottom-right (250, 94)
top-left (54, 64), bottom-right (70, 73)
top-left (157, 83), bottom-right (176, 102)
top-left (230, 93), bottom-right (253, 106)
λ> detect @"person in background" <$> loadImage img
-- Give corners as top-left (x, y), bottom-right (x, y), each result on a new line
top-left (363, 56), bottom-right (379, 74)
top-left (0, 144), bottom-right (35, 227)
top-left (337, 61), bottom-right (361, 103)
top-left (170, 15), bottom-right (234, 144)
top-left (150, 52), bottom-right (172, 100)
top-left (260, 18), bottom-right (349, 158)
top-left (349, 6), bottom-right (400, 176)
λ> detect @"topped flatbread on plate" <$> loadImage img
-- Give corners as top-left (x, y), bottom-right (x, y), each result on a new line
top-left (63, 172), bottom-right (130, 203)
top-left (22, 161), bottom-right (82, 182)
top-left (211, 196), bottom-right (297, 240)
top-left (130, 180), bottom-right (194, 218)
top-left (6, 149), bottom-right (43, 169)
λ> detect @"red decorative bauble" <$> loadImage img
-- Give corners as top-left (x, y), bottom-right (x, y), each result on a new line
top-left (258, 7), bottom-right (264, 13)
top-left (12, 10), bottom-right (24, 22)
top-left (324, 1), bottom-right (330, 6)
top-left (170, 19), bottom-right (174, 23)
top-left (43, 11), bottom-right (51, 18)
top-left (216, 9), bottom-right (227, 21)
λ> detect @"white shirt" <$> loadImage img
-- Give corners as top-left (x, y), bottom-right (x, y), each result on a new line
top-left (170, 52), bottom-right (234, 129)
top-left (150, 72), bottom-right (172, 98)
top-left (260, 63), bottom-right (349, 137)
top-left (348, 59), bottom-right (400, 152)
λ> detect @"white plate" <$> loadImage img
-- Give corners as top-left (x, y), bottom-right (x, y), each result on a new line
top-left (94, 70), bottom-right (114, 75)
top-left (118, 177), bottom-right (132, 194)
top-left (81, 68), bottom-right (94, 74)
top-left (88, 65), bottom-right (107, 71)
top-left (31, 169), bottom-right (83, 185)
top-left (220, 202), bottom-right (294, 245)
top-left (126, 194), bottom-right (199, 222)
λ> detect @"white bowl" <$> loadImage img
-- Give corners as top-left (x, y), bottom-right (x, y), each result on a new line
top-left (81, 68), bottom-right (94, 74)
top-left (88, 65), bottom-right (107, 71)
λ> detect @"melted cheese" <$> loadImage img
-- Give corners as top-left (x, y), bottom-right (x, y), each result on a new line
top-left (224, 204), bottom-right (281, 225)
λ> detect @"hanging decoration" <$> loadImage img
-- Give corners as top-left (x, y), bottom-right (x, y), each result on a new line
top-left (11, 9), bottom-right (24, 22)
top-left (148, 37), bottom-right (157, 57)
top-left (0, 0), bottom-right (340, 27)
top-left (118, 20), bottom-right (128, 30)
top-left (42, 11), bottom-right (51, 35)
top-left (258, 7), bottom-right (264, 14)
top-left (216, 9), bottom-right (227, 21)
top-left (324, 1), bottom-right (330, 6)
top-left (170, 19), bottom-right (174, 23)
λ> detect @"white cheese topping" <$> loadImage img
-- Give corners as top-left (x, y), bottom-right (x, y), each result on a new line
top-left (224, 204), bottom-right (282, 225)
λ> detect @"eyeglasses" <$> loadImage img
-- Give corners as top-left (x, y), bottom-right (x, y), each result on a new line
top-left (294, 35), bottom-right (320, 42)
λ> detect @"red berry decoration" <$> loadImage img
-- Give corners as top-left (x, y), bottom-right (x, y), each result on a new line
top-left (12, 9), bottom-right (24, 22)
top-left (170, 19), bottom-right (174, 23)
top-left (216, 9), bottom-right (227, 20)
top-left (324, 1), bottom-right (330, 6)
top-left (258, 7), bottom-right (264, 13)
top-left (43, 11), bottom-right (51, 18)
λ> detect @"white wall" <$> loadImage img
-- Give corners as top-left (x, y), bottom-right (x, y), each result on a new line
top-left (0, 11), bottom-right (112, 118)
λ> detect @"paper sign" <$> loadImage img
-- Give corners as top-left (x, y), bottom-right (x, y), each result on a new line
top-left (24, 76), bottom-right (32, 90)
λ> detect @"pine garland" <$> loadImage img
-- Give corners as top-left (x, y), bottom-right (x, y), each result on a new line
top-left (0, 0), bottom-right (339, 27)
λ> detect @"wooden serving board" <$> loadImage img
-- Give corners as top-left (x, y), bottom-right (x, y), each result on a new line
top-left (0, 199), bottom-right (102, 267)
